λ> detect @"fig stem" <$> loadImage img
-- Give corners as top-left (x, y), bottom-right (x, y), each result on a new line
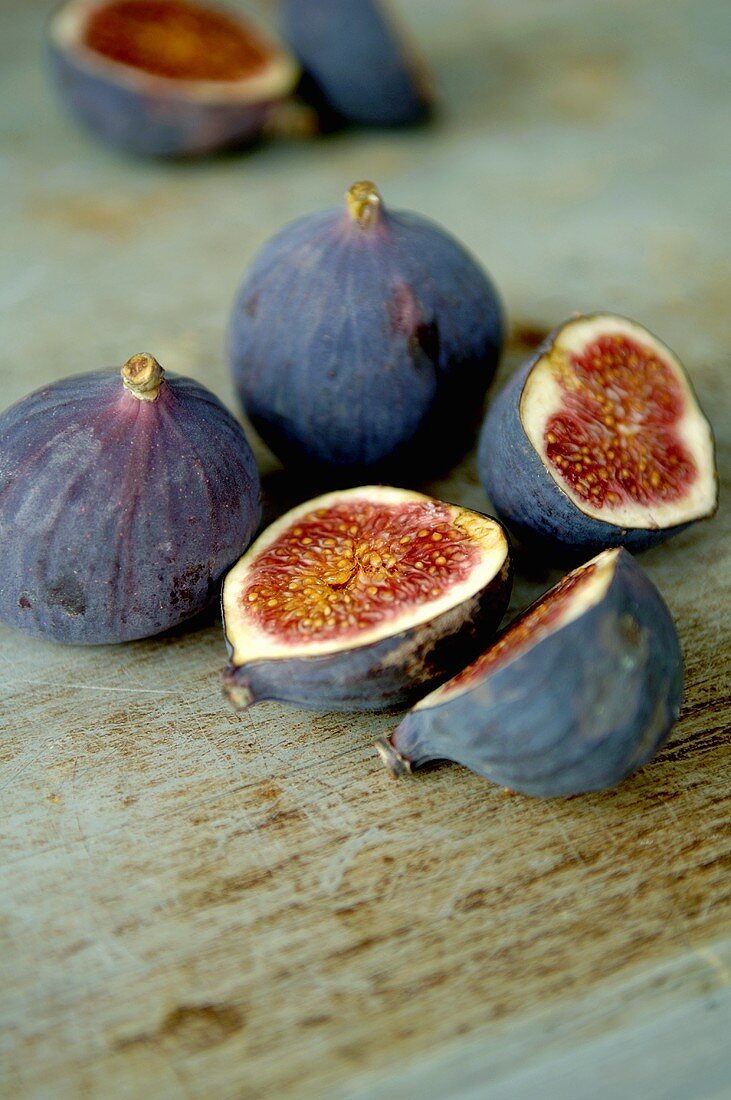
top-left (375, 737), bottom-right (411, 777)
top-left (346, 181), bottom-right (382, 229)
top-left (122, 353), bottom-right (165, 401)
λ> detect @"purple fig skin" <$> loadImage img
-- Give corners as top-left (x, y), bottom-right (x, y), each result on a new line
top-left (478, 319), bottom-right (717, 561)
top-left (228, 182), bottom-right (504, 481)
top-left (281, 0), bottom-right (430, 128)
top-left (0, 357), bottom-right (260, 644)
top-left (47, 2), bottom-right (298, 157)
top-left (380, 550), bottom-right (683, 797)
top-left (222, 555), bottom-right (512, 712)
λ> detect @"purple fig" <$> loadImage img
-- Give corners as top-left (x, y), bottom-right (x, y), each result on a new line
top-left (228, 181), bottom-right (504, 481)
top-left (222, 486), bottom-right (512, 711)
top-left (478, 313), bottom-right (717, 560)
top-left (0, 354), bottom-right (260, 644)
top-left (281, 0), bottom-right (431, 128)
top-left (48, 0), bottom-right (299, 157)
top-left (378, 548), bottom-right (683, 796)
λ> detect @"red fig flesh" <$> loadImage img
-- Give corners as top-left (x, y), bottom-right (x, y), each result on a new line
top-left (479, 314), bottom-right (717, 557)
top-left (222, 487), bottom-right (512, 711)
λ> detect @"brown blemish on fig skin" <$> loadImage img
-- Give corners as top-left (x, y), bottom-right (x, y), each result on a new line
top-left (45, 575), bottom-right (86, 618)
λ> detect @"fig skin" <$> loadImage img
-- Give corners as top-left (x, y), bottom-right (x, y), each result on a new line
top-left (478, 319), bottom-right (717, 561)
top-left (379, 549), bottom-right (683, 797)
top-left (281, 0), bottom-right (430, 128)
top-left (229, 182), bottom-right (504, 482)
top-left (0, 355), bottom-right (261, 644)
top-left (47, 0), bottom-right (299, 157)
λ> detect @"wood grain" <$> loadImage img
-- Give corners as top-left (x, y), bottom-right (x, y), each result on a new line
top-left (1, 0), bottom-right (730, 1096)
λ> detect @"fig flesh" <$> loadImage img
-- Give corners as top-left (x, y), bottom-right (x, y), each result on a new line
top-left (0, 354), bottom-right (260, 644)
top-left (281, 0), bottom-right (431, 128)
top-left (378, 548), bottom-right (683, 796)
top-left (229, 181), bottom-right (504, 481)
top-left (48, 0), bottom-right (299, 156)
top-left (478, 314), bottom-right (717, 559)
top-left (222, 486), bottom-right (511, 711)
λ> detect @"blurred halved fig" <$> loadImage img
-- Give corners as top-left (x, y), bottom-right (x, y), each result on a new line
top-left (478, 314), bottom-right (717, 559)
top-left (228, 181), bottom-right (504, 481)
top-left (0, 354), bottom-right (260, 644)
top-left (48, 0), bottom-right (299, 156)
top-left (222, 486), bottom-right (511, 711)
top-left (378, 548), bottom-right (683, 796)
top-left (281, 0), bottom-right (431, 128)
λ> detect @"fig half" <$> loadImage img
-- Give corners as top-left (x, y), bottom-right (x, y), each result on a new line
top-left (48, 0), bottom-right (299, 156)
top-left (0, 354), bottom-right (260, 644)
top-left (478, 314), bottom-right (717, 559)
top-left (378, 548), bottom-right (683, 796)
top-left (222, 487), bottom-right (511, 711)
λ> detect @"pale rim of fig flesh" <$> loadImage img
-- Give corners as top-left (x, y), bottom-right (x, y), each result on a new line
top-left (223, 486), bottom-right (510, 665)
top-left (50, 0), bottom-right (299, 104)
top-left (519, 313), bottom-right (717, 529)
top-left (416, 547), bottom-right (619, 709)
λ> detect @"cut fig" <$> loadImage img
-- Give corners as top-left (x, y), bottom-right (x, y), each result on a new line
top-left (377, 548), bottom-right (683, 796)
top-left (0, 354), bottom-right (260, 644)
top-left (478, 314), bottom-right (717, 558)
top-left (222, 487), bottom-right (511, 711)
top-left (48, 0), bottom-right (299, 156)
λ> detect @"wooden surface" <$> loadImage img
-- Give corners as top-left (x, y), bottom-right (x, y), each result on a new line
top-left (1, 1), bottom-right (730, 1097)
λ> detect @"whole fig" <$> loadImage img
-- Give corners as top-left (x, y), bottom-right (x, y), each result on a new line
top-left (478, 313), bottom-right (717, 560)
top-left (0, 354), bottom-right (260, 644)
top-left (229, 181), bottom-right (504, 481)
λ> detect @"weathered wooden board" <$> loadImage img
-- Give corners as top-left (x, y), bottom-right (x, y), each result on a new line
top-left (1, 1), bottom-right (729, 1097)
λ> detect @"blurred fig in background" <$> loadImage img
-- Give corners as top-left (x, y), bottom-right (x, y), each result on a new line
top-left (48, 0), bottom-right (299, 156)
top-left (281, 0), bottom-right (432, 128)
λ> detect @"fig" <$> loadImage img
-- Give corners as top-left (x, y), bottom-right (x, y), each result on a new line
top-left (281, 0), bottom-right (431, 128)
top-left (222, 486), bottom-right (511, 712)
top-left (0, 354), bottom-right (260, 644)
top-left (478, 313), bottom-right (717, 559)
top-left (377, 548), bottom-right (683, 796)
top-left (48, 0), bottom-right (299, 156)
top-left (228, 181), bottom-right (504, 481)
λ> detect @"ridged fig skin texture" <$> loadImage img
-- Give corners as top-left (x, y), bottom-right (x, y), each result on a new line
top-left (478, 315), bottom-right (717, 561)
top-left (281, 0), bottom-right (430, 127)
top-left (380, 549), bottom-right (683, 797)
top-left (48, 0), bottom-right (298, 157)
top-left (221, 486), bottom-right (512, 712)
top-left (0, 359), bottom-right (260, 644)
top-left (229, 182), bottom-right (504, 481)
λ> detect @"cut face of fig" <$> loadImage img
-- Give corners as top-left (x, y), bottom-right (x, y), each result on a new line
top-left (222, 487), bottom-right (511, 711)
top-left (378, 548), bottom-right (683, 796)
top-left (48, 0), bottom-right (299, 156)
top-left (0, 354), bottom-right (260, 644)
top-left (478, 314), bottom-right (717, 558)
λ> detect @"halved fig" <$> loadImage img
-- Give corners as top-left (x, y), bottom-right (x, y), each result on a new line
top-left (48, 0), bottom-right (299, 156)
top-left (222, 486), bottom-right (511, 712)
top-left (478, 314), bottom-right (717, 559)
top-left (377, 548), bottom-right (683, 796)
